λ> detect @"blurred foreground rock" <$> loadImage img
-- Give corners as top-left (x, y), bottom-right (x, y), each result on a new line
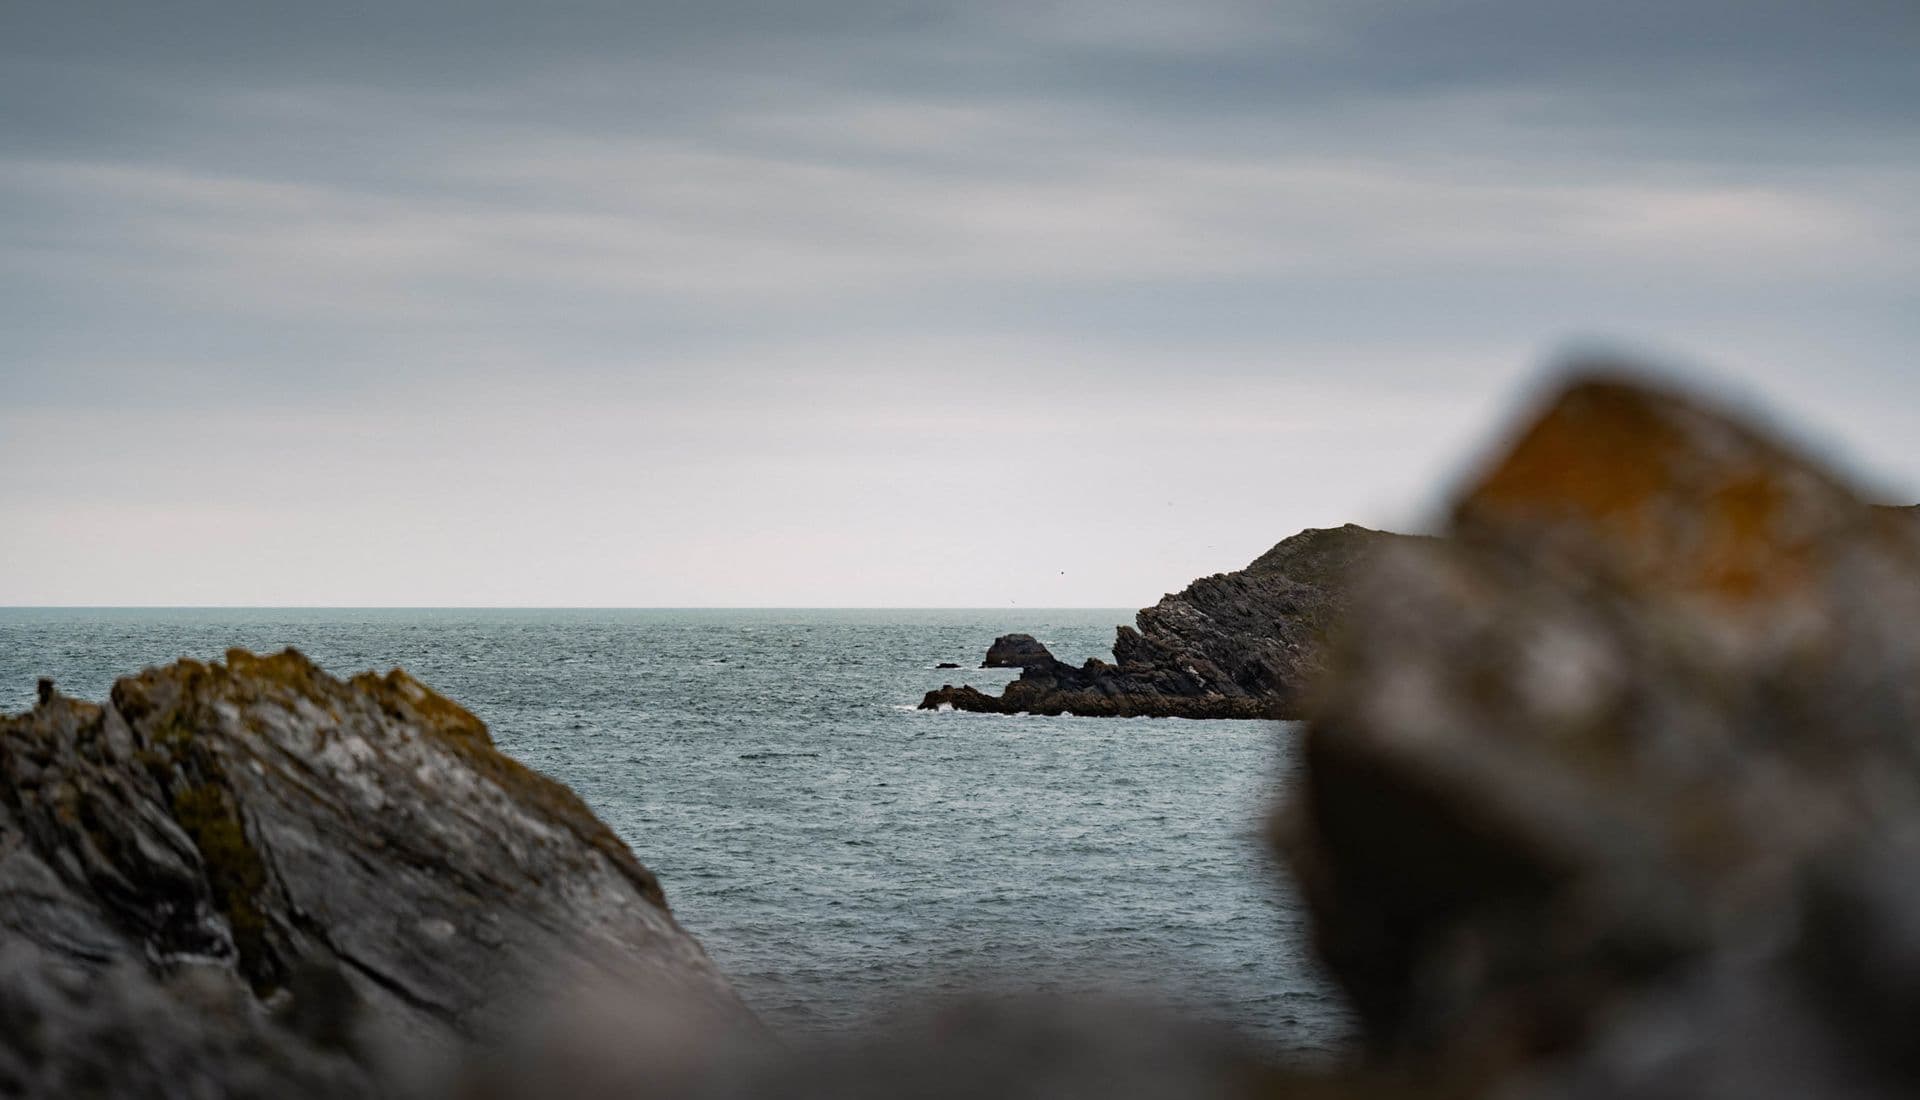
top-left (458, 992), bottom-right (1313, 1100)
top-left (1287, 370), bottom-right (1920, 1097)
top-left (0, 649), bottom-right (749, 1096)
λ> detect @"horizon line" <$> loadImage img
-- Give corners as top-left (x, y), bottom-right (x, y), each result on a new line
top-left (0, 605), bottom-right (1141, 612)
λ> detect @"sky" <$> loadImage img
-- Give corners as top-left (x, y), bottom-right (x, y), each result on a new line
top-left (2, 1), bottom-right (1916, 607)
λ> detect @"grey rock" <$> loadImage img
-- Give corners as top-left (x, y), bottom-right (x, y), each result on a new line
top-left (981, 634), bottom-right (1056, 670)
top-left (1285, 370), bottom-right (1920, 1097)
top-left (0, 648), bottom-right (752, 1095)
top-left (923, 525), bottom-right (1419, 718)
top-left (0, 939), bottom-right (373, 1098)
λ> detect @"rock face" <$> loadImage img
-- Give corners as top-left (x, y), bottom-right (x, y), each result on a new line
top-left (0, 648), bottom-right (748, 1096)
top-left (922, 524), bottom-right (1415, 718)
top-left (980, 634), bottom-right (1054, 669)
top-left (1284, 371), bottom-right (1920, 1097)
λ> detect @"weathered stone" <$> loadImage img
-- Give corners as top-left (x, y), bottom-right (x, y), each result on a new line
top-left (981, 634), bottom-right (1056, 669)
top-left (1285, 370), bottom-right (1920, 1096)
top-left (923, 525), bottom-right (1419, 719)
top-left (0, 648), bottom-right (751, 1095)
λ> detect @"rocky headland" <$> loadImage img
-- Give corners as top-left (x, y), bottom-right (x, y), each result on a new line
top-left (921, 524), bottom-right (1418, 718)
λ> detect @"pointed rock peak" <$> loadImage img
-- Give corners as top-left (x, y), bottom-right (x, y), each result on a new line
top-left (1455, 370), bottom-right (1878, 606)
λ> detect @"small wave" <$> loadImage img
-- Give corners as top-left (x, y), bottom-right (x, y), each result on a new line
top-left (738, 751), bottom-right (822, 760)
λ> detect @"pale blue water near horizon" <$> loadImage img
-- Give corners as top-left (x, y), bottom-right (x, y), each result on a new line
top-left (0, 608), bottom-right (1350, 1053)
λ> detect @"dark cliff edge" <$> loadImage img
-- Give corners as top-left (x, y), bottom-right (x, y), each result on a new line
top-left (0, 648), bottom-right (750, 1096)
top-left (921, 524), bottom-right (1424, 719)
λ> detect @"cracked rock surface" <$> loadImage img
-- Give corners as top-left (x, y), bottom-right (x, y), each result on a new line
top-left (0, 648), bottom-right (748, 1096)
top-left (923, 525), bottom-right (1419, 719)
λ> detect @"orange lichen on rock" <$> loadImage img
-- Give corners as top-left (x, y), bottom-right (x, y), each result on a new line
top-left (350, 666), bottom-right (493, 747)
top-left (351, 663), bottom-right (670, 908)
top-left (1290, 369), bottom-right (1920, 1096)
top-left (3, 643), bottom-right (747, 1086)
top-left (1463, 378), bottom-right (1684, 526)
top-left (1455, 375), bottom-right (1857, 606)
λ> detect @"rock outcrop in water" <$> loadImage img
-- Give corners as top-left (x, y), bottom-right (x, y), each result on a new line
top-left (0, 648), bottom-right (748, 1095)
top-left (980, 634), bottom-right (1054, 670)
top-left (1282, 371), bottom-right (1920, 1097)
top-left (921, 524), bottom-right (1416, 718)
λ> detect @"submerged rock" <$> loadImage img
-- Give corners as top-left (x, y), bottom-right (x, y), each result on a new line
top-left (923, 525), bottom-right (1416, 718)
top-left (1284, 370), bottom-right (1920, 1097)
top-left (0, 649), bottom-right (750, 1095)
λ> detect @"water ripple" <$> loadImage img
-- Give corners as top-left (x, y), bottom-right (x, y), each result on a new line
top-left (0, 607), bottom-right (1351, 1053)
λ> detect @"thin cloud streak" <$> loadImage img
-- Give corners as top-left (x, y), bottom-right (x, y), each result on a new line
top-left (6, 146), bottom-right (1903, 313)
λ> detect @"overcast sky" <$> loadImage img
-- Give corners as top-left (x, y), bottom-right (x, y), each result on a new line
top-left (3, 1), bottom-right (1916, 606)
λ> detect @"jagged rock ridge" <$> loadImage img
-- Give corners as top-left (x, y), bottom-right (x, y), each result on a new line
top-left (922, 524), bottom-right (1418, 719)
top-left (0, 648), bottom-right (748, 1096)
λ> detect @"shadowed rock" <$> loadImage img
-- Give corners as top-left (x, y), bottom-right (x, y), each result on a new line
top-left (1284, 370), bottom-right (1920, 1097)
top-left (923, 525), bottom-right (1417, 718)
top-left (981, 634), bottom-right (1055, 669)
top-left (0, 648), bottom-right (750, 1095)
top-left (458, 993), bottom-right (1323, 1100)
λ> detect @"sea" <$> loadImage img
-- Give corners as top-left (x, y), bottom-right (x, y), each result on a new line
top-left (0, 608), bottom-right (1350, 1054)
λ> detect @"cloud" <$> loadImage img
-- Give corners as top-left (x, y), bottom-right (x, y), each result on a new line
top-left (0, 0), bottom-right (1915, 603)
top-left (5, 136), bottom-right (1903, 330)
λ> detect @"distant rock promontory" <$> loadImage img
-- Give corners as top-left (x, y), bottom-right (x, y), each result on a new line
top-left (921, 524), bottom-right (1419, 719)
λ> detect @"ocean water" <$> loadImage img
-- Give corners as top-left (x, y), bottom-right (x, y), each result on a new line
top-left (0, 608), bottom-right (1350, 1052)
